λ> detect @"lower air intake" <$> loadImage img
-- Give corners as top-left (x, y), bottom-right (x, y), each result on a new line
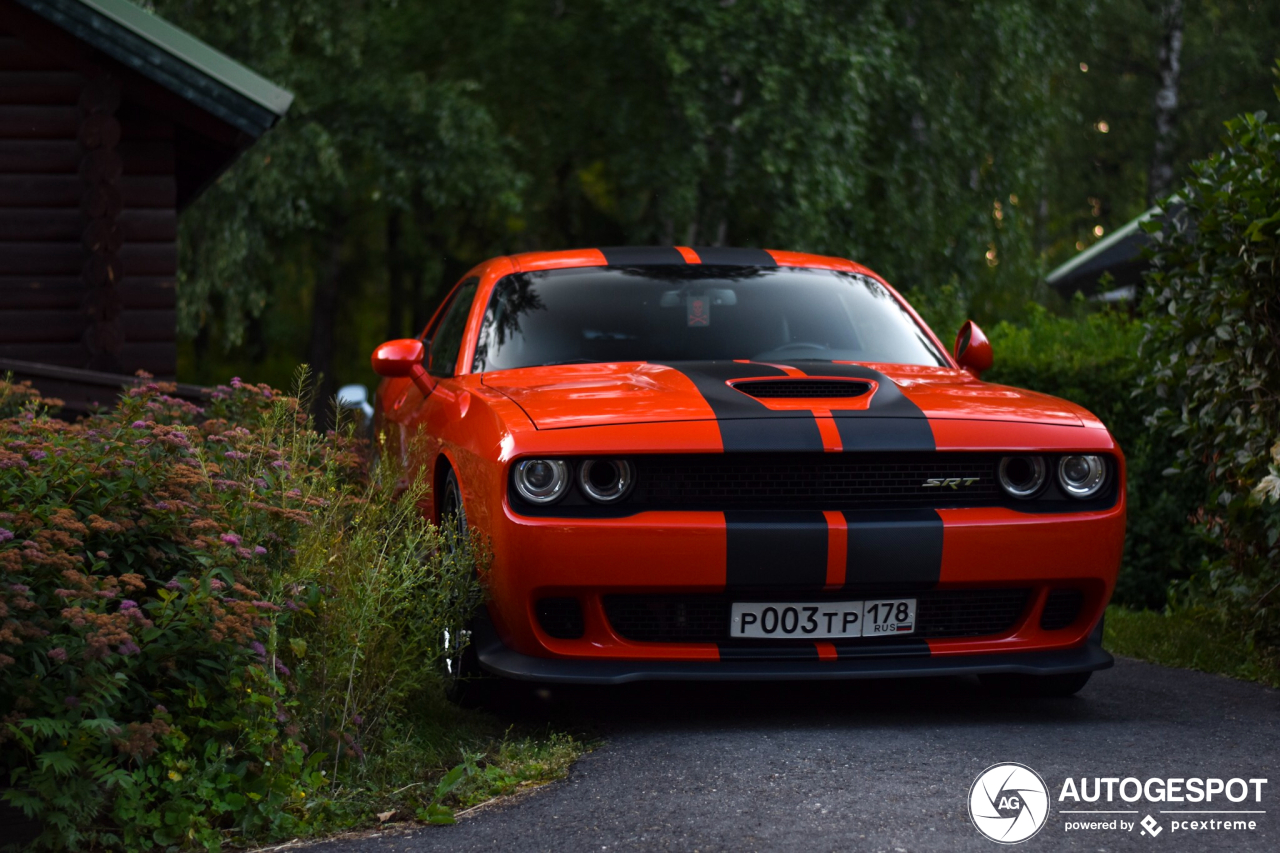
top-left (536, 597), bottom-right (585, 639)
top-left (604, 588), bottom-right (1030, 643)
top-left (1040, 589), bottom-right (1085, 630)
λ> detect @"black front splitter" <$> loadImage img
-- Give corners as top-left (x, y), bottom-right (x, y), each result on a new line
top-left (473, 614), bottom-right (1113, 686)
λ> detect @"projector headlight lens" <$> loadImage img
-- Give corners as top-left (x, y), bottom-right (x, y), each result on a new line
top-left (577, 459), bottom-right (635, 503)
top-left (998, 455), bottom-right (1047, 499)
top-left (1058, 454), bottom-right (1107, 499)
top-left (513, 459), bottom-right (569, 504)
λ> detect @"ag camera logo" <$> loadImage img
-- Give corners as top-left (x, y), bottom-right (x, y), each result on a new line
top-left (969, 763), bottom-right (1050, 844)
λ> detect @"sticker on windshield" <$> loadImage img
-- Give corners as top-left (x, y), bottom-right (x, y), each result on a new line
top-left (687, 294), bottom-right (710, 327)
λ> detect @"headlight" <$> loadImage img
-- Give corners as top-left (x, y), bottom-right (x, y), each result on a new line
top-left (513, 459), bottom-right (569, 504)
top-left (577, 459), bottom-right (635, 503)
top-left (998, 455), bottom-right (1047, 499)
top-left (1058, 455), bottom-right (1107, 499)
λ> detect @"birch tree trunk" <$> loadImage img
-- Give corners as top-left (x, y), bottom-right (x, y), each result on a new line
top-left (1148, 0), bottom-right (1184, 204)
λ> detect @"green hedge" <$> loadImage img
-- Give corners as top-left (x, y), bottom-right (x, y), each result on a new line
top-left (1139, 93), bottom-right (1280, 646)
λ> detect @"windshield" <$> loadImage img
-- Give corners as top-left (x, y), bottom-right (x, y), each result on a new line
top-left (471, 265), bottom-right (948, 372)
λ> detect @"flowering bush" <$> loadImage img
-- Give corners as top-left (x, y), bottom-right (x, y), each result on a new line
top-left (0, 373), bottom-right (483, 850)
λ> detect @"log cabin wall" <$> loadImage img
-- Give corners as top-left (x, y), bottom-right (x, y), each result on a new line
top-left (0, 21), bottom-right (179, 387)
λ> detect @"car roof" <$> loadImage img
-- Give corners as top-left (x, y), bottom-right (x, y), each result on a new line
top-left (505, 246), bottom-right (879, 277)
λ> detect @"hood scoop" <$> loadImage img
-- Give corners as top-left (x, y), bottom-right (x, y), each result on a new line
top-left (732, 379), bottom-right (872, 399)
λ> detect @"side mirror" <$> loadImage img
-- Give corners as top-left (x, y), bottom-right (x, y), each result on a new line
top-left (371, 339), bottom-right (433, 394)
top-left (954, 320), bottom-right (993, 377)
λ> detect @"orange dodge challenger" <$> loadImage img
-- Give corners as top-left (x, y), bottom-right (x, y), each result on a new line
top-left (371, 247), bottom-right (1124, 697)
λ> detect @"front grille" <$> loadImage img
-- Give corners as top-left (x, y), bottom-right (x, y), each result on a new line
top-left (1040, 589), bottom-right (1084, 630)
top-left (536, 597), bottom-right (585, 639)
top-left (604, 588), bottom-right (1030, 643)
top-left (638, 452), bottom-right (1000, 510)
top-left (734, 379), bottom-right (871, 399)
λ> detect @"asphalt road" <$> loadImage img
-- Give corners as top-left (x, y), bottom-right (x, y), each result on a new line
top-left (304, 658), bottom-right (1278, 852)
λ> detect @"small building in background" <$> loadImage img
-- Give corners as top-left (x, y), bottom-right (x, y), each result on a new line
top-left (0, 0), bottom-right (290, 415)
top-left (1045, 205), bottom-right (1176, 304)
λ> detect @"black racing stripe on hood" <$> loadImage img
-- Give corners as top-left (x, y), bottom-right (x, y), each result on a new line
top-left (599, 246), bottom-right (687, 266)
top-left (840, 509), bottom-right (943, 592)
top-left (725, 510), bottom-right (828, 590)
top-left (655, 361), bottom-right (824, 452)
top-left (691, 246), bottom-right (776, 266)
top-left (779, 361), bottom-right (936, 451)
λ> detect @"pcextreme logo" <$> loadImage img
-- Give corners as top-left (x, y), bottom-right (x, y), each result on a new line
top-left (968, 763), bottom-right (1050, 844)
top-left (968, 764), bottom-right (1270, 844)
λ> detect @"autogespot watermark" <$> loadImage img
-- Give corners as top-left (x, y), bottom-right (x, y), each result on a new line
top-left (967, 765), bottom-right (1269, 844)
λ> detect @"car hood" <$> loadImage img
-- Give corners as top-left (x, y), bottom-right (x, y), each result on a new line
top-left (481, 361), bottom-right (1085, 429)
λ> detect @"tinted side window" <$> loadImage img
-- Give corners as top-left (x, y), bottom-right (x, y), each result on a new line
top-left (427, 278), bottom-right (479, 377)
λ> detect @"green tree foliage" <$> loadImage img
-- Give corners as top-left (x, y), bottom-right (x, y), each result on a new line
top-left (1045, 0), bottom-right (1280, 276)
top-left (1140, 83), bottom-right (1280, 640)
top-left (159, 1), bottom-right (1280, 397)
top-left (163, 0), bottom-right (1097, 389)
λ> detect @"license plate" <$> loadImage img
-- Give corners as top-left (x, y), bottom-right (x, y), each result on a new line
top-left (729, 599), bottom-right (916, 639)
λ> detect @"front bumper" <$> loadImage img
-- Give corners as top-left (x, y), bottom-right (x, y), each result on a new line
top-left (475, 611), bottom-right (1113, 684)
top-left (483, 502), bottom-right (1126, 666)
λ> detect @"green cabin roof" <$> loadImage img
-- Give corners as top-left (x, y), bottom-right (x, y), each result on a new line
top-left (15, 0), bottom-right (292, 137)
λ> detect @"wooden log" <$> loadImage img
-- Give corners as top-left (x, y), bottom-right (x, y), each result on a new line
top-left (116, 114), bottom-right (175, 140)
top-left (81, 218), bottom-right (121, 254)
top-left (121, 176), bottom-right (175, 209)
top-left (80, 183), bottom-right (122, 218)
top-left (118, 140), bottom-right (176, 176)
top-left (0, 278), bottom-right (174, 312)
top-left (119, 243), bottom-right (176, 276)
top-left (0, 71), bottom-right (85, 105)
top-left (78, 148), bottom-right (122, 183)
top-left (84, 317), bottom-right (127, 374)
top-left (0, 342), bottom-right (90, 366)
top-left (121, 342), bottom-right (177, 375)
top-left (0, 38), bottom-right (64, 71)
top-left (122, 310), bottom-right (177, 342)
top-left (0, 242), bottom-right (83, 274)
top-left (0, 359), bottom-right (204, 406)
top-left (82, 253), bottom-right (123, 287)
top-left (78, 76), bottom-right (121, 116)
top-left (119, 210), bottom-right (177, 242)
top-left (0, 276), bottom-right (83, 309)
top-left (120, 277), bottom-right (176, 310)
top-left (0, 174), bottom-right (81, 206)
top-left (0, 105), bottom-right (78, 138)
top-left (0, 309), bottom-right (86, 343)
top-left (77, 113), bottom-right (120, 149)
top-left (0, 139), bottom-right (79, 173)
top-left (0, 210), bottom-right (81, 241)
top-left (0, 176), bottom-right (172, 208)
top-left (0, 277), bottom-right (175, 310)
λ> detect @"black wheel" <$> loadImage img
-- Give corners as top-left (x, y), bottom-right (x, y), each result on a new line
top-left (437, 469), bottom-right (495, 706)
top-left (440, 468), bottom-right (468, 541)
top-left (978, 671), bottom-right (1093, 698)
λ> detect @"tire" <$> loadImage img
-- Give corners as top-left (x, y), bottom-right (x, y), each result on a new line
top-left (437, 468), bottom-right (495, 706)
top-left (978, 671), bottom-right (1093, 698)
top-left (440, 467), bottom-right (468, 547)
